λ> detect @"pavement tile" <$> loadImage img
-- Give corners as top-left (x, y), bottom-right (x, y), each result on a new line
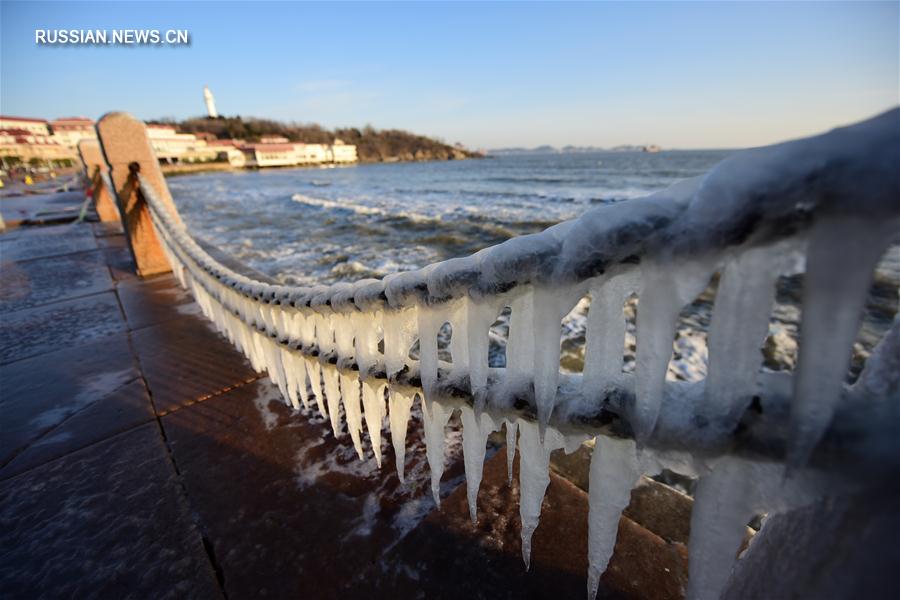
top-left (161, 378), bottom-right (467, 599)
top-left (372, 448), bottom-right (689, 600)
top-left (130, 314), bottom-right (257, 414)
top-left (0, 291), bottom-right (125, 365)
top-left (0, 250), bottom-right (114, 313)
top-left (0, 333), bottom-right (142, 467)
top-left (92, 221), bottom-right (124, 237)
top-left (0, 223), bottom-right (97, 262)
top-left (101, 245), bottom-right (139, 281)
top-left (0, 379), bottom-right (155, 480)
top-left (0, 190), bottom-right (86, 225)
top-left (0, 423), bottom-right (222, 600)
top-left (118, 273), bottom-right (202, 331)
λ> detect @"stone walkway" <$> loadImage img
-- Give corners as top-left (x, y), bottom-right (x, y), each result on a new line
top-left (0, 208), bottom-right (690, 599)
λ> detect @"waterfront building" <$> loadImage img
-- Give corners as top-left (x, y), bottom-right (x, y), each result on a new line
top-left (238, 139), bottom-right (358, 168)
top-left (296, 143), bottom-right (329, 164)
top-left (0, 127), bottom-right (78, 169)
top-left (207, 139), bottom-right (247, 167)
top-left (0, 116), bottom-right (50, 136)
top-left (50, 117), bottom-right (96, 148)
top-left (241, 143), bottom-right (299, 167)
top-left (147, 124), bottom-right (218, 163)
top-left (329, 139), bottom-right (358, 163)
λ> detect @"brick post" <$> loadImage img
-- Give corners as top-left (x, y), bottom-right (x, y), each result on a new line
top-left (95, 112), bottom-right (182, 277)
top-left (77, 139), bottom-right (120, 223)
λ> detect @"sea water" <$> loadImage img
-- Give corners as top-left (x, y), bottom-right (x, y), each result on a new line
top-left (168, 150), bottom-right (898, 382)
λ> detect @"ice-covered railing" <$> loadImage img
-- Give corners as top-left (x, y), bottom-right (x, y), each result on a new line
top-left (126, 109), bottom-right (898, 600)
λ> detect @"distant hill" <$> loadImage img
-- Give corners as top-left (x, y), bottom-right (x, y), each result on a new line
top-left (488, 144), bottom-right (660, 155)
top-left (156, 116), bottom-right (482, 163)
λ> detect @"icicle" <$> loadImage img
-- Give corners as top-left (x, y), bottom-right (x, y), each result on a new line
top-left (464, 298), bottom-right (501, 410)
top-left (352, 311), bottom-right (382, 376)
top-left (582, 272), bottom-right (639, 401)
top-left (517, 420), bottom-right (564, 569)
top-left (340, 373), bottom-right (365, 459)
top-left (417, 307), bottom-right (444, 395)
top-left (288, 352), bottom-right (311, 409)
top-left (686, 457), bottom-right (782, 600)
top-left (448, 300), bottom-right (470, 373)
top-left (314, 313), bottom-right (335, 358)
top-left (304, 358), bottom-right (327, 417)
top-left (586, 436), bottom-right (640, 600)
top-left (505, 420), bottom-right (518, 484)
top-left (388, 388), bottom-right (416, 482)
top-left (790, 216), bottom-right (895, 466)
top-left (333, 313), bottom-right (356, 363)
top-left (361, 381), bottom-right (387, 467)
top-left (322, 365), bottom-right (343, 435)
top-left (421, 397), bottom-right (453, 506)
top-left (507, 290), bottom-right (534, 380)
top-left (633, 260), bottom-right (711, 443)
top-left (703, 246), bottom-right (781, 425)
top-left (383, 307), bottom-right (418, 378)
top-left (280, 349), bottom-right (301, 410)
top-left (460, 405), bottom-right (499, 523)
top-left (531, 284), bottom-right (584, 436)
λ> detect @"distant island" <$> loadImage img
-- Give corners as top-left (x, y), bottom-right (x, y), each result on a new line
top-left (488, 144), bottom-right (662, 155)
top-left (158, 116), bottom-right (482, 163)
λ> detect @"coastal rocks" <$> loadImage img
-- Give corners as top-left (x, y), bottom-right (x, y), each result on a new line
top-left (762, 324), bottom-right (798, 371)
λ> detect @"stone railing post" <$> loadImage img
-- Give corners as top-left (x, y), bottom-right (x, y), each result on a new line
top-left (76, 139), bottom-right (120, 223)
top-left (95, 112), bottom-right (182, 277)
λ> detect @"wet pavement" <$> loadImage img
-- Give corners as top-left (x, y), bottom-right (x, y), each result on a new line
top-left (0, 214), bottom-right (691, 599)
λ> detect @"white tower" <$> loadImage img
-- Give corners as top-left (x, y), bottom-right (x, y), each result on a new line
top-left (203, 85), bottom-right (218, 118)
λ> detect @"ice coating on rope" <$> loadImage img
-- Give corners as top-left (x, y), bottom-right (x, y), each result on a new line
top-left (460, 405), bottom-right (499, 523)
top-left (361, 380), bottom-right (386, 467)
top-left (136, 110), bottom-right (900, 598)
top-left (582, 271), bottom-right (640, 401)
top-left (388, 389), bottom-right (416, 482)
top-left (422, 398), bottom-right (453, 506)
top-left (587, 436), bottom-right (641, 600)
top-left (789, 216), bottom-right (898, 466)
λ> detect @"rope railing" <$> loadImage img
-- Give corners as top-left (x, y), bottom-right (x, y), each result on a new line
top-left (103, 108), bottom-right (898, 600)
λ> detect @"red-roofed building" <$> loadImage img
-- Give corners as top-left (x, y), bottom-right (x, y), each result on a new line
top-left (0, 116), bottom-right (50, 136)
top-left (50, 117), bottom-right (96, 147)
top-left (0, 125), bottom-right (78, 169)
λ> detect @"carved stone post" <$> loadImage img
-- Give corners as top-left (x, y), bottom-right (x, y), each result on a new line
top-left (77, 139), bottom-right (120, 223)
top-left (95, 112), bottom-right (182, 277)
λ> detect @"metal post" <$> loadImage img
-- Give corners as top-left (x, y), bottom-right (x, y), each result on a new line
top-left (95, 112), bottom-right (182, 277)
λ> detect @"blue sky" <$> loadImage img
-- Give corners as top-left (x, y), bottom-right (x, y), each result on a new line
top-left (1, 1), bottom-right (897, 149)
